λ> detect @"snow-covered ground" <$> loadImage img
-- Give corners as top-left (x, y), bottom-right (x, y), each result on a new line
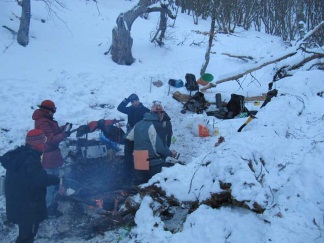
top-left (0, 0), bottom-right (323, 242)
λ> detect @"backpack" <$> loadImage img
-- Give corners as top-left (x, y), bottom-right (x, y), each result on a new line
top-left (225, 94), bottom-right (246, 119)
top-left (182, 91), bottom-right (206, 114)
top-left (185, 73), bottom-right (199, 93)
top-left (207, 93), bottom-right (248, 119)
top-left (102, 124), bottom-right (125, 145)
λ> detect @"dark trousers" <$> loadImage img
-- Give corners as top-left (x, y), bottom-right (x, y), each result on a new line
top-left (124, 140), bottom-right (135, 183)
top-left (16, 223), bottom-right (39, 243)
top-left (134, 164), bottom-right (163, 185)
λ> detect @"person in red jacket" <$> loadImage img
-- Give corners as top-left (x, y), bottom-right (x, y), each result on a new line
top-left (32, 99), bottom-right (71, 217)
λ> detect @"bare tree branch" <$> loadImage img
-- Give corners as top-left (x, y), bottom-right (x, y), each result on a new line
top-left (200, 52), bottom-right (297, 91)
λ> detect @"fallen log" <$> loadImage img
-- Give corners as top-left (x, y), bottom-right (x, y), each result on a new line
top-left (200, 51), bottom-right (297, 92)
top-left (222, 53), bottom-right (254, 62)
top-left (201, 22), bottom-right (324, 92)
top-left (290, 53), bottom-right (324, 70)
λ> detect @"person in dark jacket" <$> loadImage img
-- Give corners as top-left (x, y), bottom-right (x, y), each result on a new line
top-left (126, 102), bottom-right (178, 185)
top-left (0, 129), bottom-right (60, 243)
top-left (32, 99), bottom-right (71, 217)
top-left (117, 94), bottom-right (150, 131)
top-left (117, 94), bottom-right (150, 186)
top-left (154, 102), bottom-right (173, 148)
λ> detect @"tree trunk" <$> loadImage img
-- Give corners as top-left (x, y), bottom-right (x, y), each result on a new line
top-left (111, 16), bottom-right (135, 65)
top-left (17, 0), bottom-right (31, 47)
top-left (200, 1), bottom-right (216, 76)
top-left (151, 8), bottom-right (168, 46)
top-left (110, 0), bottom-right (176, 65)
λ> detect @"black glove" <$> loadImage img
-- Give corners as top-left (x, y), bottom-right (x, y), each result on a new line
top-left (76, 125), bottom-right (90, 137)
top-left (97, 119), bottom-right (105, 130)
top-left (128, 93), bottom-right (138, 102)
top-left (65, 131), bottom-right (71, 137)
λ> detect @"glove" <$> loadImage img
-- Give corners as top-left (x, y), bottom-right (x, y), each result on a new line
top-left (65, 131), bottom-right (71, 137)
top-left (128, 93), bottom-right (138, 102)
top-left (97, 119), bottom-right (105, 130)
top-left (76, 125), bottom-right (90, 137)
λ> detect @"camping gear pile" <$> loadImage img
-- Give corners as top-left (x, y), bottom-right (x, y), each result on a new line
top-left (171, 72), bottom-right (279, 135)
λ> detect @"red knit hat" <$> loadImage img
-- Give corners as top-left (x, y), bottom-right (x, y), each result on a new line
top-left (26, 129), bottom-right (47, 146)
top-left (38, 100), bottom-right (56, 113)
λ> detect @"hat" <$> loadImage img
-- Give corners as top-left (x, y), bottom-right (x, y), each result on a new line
top-left (151, 101), bottom-right (164, 113)
top-left (129, 94), bottom-right (139, 102)
top-left (26, 129), bottom-right (47, 146)
top-left (38, 100), bottom-right (56, 112)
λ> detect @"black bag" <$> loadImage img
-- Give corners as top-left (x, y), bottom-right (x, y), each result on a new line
top-left (225, 94), bottom-right (246, 119)
top-left (102, 125), bottom-right (125, 144)
top-left (185, 73), bottom-right (199, 92)
top-left (183, 91), bottom-right (206, 114)
top-left (208, 94), bottom-right (248, 119)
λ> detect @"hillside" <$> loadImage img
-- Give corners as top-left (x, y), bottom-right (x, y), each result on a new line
top-left (0, 1), bottom-right (323, 242)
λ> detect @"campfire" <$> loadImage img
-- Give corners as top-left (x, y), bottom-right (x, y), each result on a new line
top-left (43, 137), bottom-right (138, 240)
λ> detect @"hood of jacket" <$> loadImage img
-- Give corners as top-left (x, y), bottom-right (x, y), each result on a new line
top-left (0, 145), bottom-right (41, 171)
top-left (32, 109), bottom-right (53, 121)
top-left (142, 112), bottom-right (161, 122)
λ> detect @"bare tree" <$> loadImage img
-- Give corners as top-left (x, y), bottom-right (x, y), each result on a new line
top-left (200, 1), bottom-right (216, 75)
top-left (17, 0), bottom-right (31, 46)
top-left (151, 9), bottom-right (168, 46)
top-left (111, 0), bottom-right (176, 65)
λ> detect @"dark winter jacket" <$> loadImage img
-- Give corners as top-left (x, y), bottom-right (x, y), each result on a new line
top-left (0, 145), bottom-right (59, 225)
top-left (126, 112), bottom-right (173, 167)
top-left (117, 99), bottom-right (150, 131)
top-left (161, 112), bottom-right (173, 148)
top-left (32, 108), bottom-right (67, 169)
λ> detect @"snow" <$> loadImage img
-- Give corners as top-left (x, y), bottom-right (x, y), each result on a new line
top-left (0, 0), bottom-right (323, 242)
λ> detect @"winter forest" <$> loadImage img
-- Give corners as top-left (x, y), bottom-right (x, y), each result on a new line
top-left (0, 0), bottom-right (323, 242)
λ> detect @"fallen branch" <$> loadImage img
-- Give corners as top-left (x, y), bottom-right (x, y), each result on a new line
top-left (201, 23), bottom-right (324, 92)
top-left (222, 53), bottom-right (254, 62)
top-left (2, 25), bottom-right (17, 35)
top-left (200, 51), bottom-right (297, 92)
top-left (290, 53), bottom-right (324, 70)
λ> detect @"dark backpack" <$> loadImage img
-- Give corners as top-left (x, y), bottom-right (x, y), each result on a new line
top-left (225, 94), bottom-right (246, 119)
top-left (185, 73), bottom-right (199, 93)
top-left (183, 91), bottom-right (206, 114)
top-left (102, 125), bottom-right (125, 145)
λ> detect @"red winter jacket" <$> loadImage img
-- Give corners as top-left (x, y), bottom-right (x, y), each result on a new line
top-left (32, 109), bottom-right (67, 169)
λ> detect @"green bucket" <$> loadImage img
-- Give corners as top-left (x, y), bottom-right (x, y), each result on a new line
top-left (201, 73), bottom-right (214, 82)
